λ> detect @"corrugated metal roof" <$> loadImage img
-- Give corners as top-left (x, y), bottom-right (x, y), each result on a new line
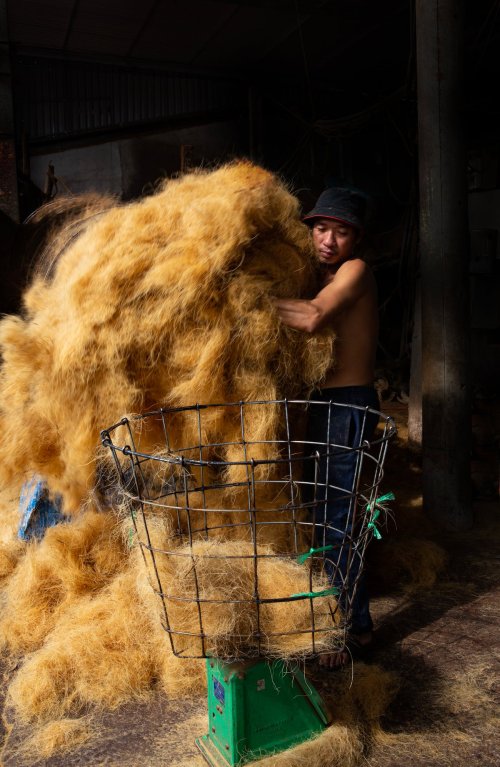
top-left (7, 1), bottom-right (498, 146)
top-left (7, 0), bottom-right (411, 87)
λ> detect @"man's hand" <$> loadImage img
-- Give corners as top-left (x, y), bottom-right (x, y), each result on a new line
top-left (274, 299), bottom-right (321, 333)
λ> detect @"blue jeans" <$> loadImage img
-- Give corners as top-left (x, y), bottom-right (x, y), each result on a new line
top-left (304, 386), bottom-right (379, 634)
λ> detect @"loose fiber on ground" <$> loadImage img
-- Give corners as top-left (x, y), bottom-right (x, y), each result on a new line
top-left (12, 716), bottom-right (95, 761)
top-left (257, 723), bottom-right (364, 767)
top-left (370, 535), bottom-right (447, 593)
top-left (254, 662), bottom-right (399, 767)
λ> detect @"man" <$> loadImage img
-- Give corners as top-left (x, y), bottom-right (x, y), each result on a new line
top-left (275, 186), bottom-right (379, 667)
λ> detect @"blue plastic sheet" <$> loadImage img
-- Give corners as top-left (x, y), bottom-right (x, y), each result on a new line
top-left (18, 475), bottom-right (65, 541)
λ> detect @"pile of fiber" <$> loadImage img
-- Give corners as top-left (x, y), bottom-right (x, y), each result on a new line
top-left (133, 534), bottom-right (342, 659)
top-left (0, 512), bottom-right (339, 723)
top-left (0, 162), bottom-right (348, 757)
top-left (0, 160), bottom-right (332, 512)
top-left (0, 510), bottom-right (127, 653)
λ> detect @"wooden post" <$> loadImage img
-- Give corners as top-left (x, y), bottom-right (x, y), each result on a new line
top-left (408, 281), bottom-right (422, 449)
top-left (416, 0), bottom-right (472, 529)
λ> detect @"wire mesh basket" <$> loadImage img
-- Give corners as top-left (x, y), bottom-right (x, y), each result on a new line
top-left (101, 399), bottom-right (396, 661)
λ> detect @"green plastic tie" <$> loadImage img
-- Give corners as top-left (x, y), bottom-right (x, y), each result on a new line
top-left (366, 491), bottom-right (395, 540)
top-left (290, 586), bottom-right (339, 600)
top-left (368, 511), bottom-right (382, 540)
top-left (290, 586), bottom-right (339, 599)
top-left (366, 492), bottom-right (395, 512)
top-left (296, 544), bottom-right (334, 564)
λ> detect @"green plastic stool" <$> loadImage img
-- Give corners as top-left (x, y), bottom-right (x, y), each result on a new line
top-left (196, 657), bottom-right (331, 766)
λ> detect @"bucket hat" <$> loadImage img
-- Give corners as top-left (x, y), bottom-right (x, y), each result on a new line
top-left (303, 187), bottom-right (368, 229)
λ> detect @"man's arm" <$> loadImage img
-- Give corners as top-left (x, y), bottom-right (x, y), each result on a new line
top-left (275, 259), bottom-right (370, 333)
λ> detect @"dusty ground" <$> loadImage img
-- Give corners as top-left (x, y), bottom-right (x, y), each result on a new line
top-left (1, 402), bottom-right (498, 766)
top-left (363, 403), bottom-right (500, 766)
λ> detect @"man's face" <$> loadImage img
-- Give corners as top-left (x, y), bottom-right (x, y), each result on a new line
top-left (311, 218), bottom-right (359, 268)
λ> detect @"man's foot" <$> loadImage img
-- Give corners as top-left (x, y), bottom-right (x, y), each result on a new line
top-left (318, 631), bottom-right (374, 670)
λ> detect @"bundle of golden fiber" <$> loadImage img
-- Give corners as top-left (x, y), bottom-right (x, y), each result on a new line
top-left (133, 533), bottom-right (342, 660)
top-left (26, 192), bottom-right (117, 283)
top-left (0, 160), bottom-right (333, 513)
top-left (0, 510), bottom-right (127, 654)
top-left (1, 514), bottom-right (197, 723)
top-left (5, 565), bottom-right (168, 723)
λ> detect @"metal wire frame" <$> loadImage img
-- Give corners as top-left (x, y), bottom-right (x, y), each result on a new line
top-left (101, 399), bottom-right (396, 660)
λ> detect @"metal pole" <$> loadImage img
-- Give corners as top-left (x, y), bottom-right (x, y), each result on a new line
top-left (416, 0), bottom-right (472, 529)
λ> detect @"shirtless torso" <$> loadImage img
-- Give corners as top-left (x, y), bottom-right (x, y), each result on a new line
top-left (320, 261), bottom-right (378, 387)
top-left (275, 217), bottom-right (378, 385)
